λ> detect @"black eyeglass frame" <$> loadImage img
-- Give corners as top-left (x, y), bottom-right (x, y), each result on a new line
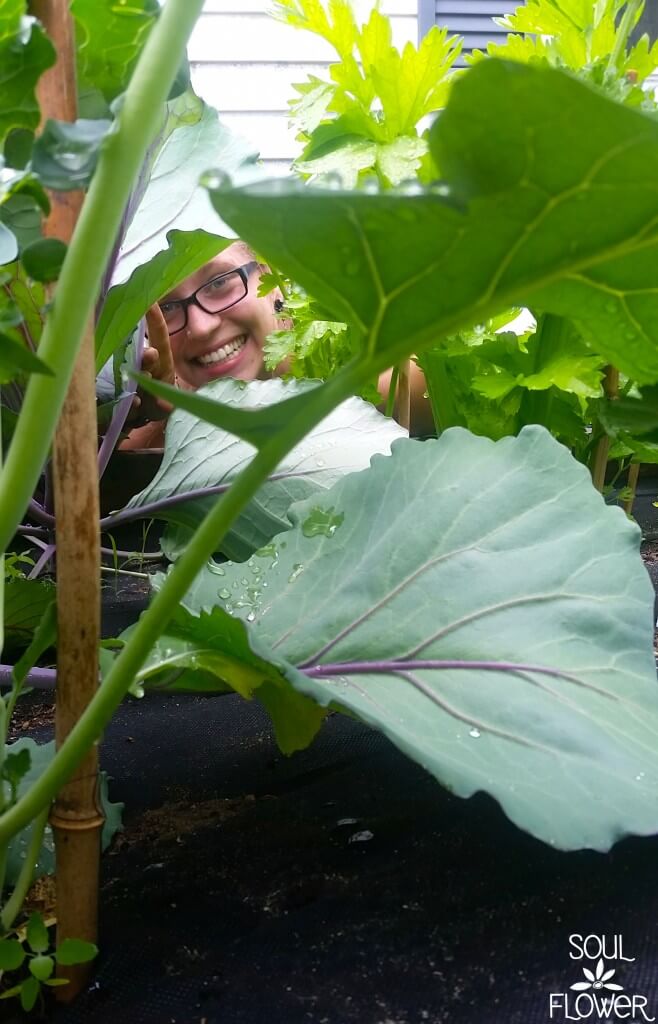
top-left (158, 260), bottom-right (259, 336)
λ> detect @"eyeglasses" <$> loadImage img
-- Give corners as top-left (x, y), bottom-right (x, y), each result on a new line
top-left (158, 261), bottom-right (259, 335)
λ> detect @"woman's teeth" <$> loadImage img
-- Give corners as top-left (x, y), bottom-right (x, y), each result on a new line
top-left (197, 336), bottom-right (247, 366)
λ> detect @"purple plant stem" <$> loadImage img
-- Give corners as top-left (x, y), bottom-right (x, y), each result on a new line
top-left (97, 318), bottom-right (146, 480)
top-left (27, 499), bottom-right (55, 528)
top-left (303, 659), bottom-right (585, 687)
top-left (99, 468), bottom-right (324, 529)
top-left (16, 525), bottom-right (48, 538)
top-left (28, 543), bottom-right (56, 579)
top-left (0, 665), bottom-right (55, 690)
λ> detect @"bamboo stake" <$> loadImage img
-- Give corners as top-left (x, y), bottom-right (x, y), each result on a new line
top-left (591, 366), bottom-right (619, 493)
top-left (30, 0), bottom-right (102, 999)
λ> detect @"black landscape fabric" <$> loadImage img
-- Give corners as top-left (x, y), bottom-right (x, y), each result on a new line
top-left (22, 686), bottom-right (655, 1024)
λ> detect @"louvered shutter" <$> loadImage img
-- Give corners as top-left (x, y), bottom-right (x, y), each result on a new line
top-left (419, 1), bottom-right (519, 62)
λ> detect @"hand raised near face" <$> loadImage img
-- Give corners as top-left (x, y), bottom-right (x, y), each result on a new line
top-left (130, 304), bottom-right (177, 423)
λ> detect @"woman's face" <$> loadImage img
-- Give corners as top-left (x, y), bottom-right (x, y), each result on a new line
top-left (160, 242), bottom-right (276, 390)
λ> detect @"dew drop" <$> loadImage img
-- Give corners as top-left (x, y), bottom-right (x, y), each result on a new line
top-left (218, 588), bottom-right (231, 600)
top-left (635, 772), bottom-right (646, 781)
top-left (288, 563), bottom-right (304, 583)
top-left (200, 169), bottom-right (232, 191)
top-left (240, 577), bottom-right (249, 586)
top-left (208, 561), bottom-right (226, 576)
top-left (469, 728), bottom-right (481, 739)
top-left (246, 611), bottom-right (256, 622)
top-left (302, 506), bottom-right (345, 539)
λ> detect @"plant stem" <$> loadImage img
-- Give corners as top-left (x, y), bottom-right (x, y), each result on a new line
top-left (97, 319), bottom-right (145, 480)
top-left (0, 364), bottom-right (368, 844)
top-left (385, 366), bottom-right (399, 417)
top-left (0, 809), bottom-right (49, 934)
top-left (0, 0), bottom-right (206, 556)
top-left (591, 366), bottom-right (619, 492)
top-left (608, 0), bottom-right (643, 72)
top-left (624, 461), bottom-right (641, 516)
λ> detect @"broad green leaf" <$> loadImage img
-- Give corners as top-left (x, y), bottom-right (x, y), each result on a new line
top-left (21, 238), bottom-right (67, 283)
top-left (2, 578), bottom-right (54, 655)
top-left (124, 604), bottom-right (325, 753)
top-left (125, 377), bottom-right (405, 561)
top-left (0, 938), bottom-right (25, 971)
top-left (71, 0), bottom-right (158, 102)
top-left (5, 740), bottom-right (123, 885)
top-left (26, 912), bottom-right (48, 954)
top-left (20, 976), bottom-right (39, 1013)
top-left (206, 61), bottom-right (658, 384)
top-left (31, 118), bottom-right (111, 190)
top-left (113, 103), bottom-right (259, 287)
top-left (0, 1), bottom-right (56, 149)
top-left (29, 955), bottom-right (54, 981)
top-left (54, 938), bottom-right (97, 966)
top-left (295, 137), bottom-right (377, 188)
top-left (375, 136), bottom-right (429, 187)
top-left (175, 428), bottom-right (658, 852)
top-left (600, 385), bottom-right (658, 438)
top-left (0, 332), bottom-right (52, 384)
top-left (96, 230), bottom-right (230, 371)
top-left (11, 599), bottom-right (56, 689)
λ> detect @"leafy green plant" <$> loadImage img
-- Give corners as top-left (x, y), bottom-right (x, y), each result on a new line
top-left (3, 1), bottom-right (658, 975)
top-left (0, 912), bottom-right (96, 1012)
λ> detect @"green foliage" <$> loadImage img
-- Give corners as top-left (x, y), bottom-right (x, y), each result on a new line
top-left (31, 118), bottom-right (111, 190)
top-left (113, 101), bottom-right (258, 286)
top-left (126, 377), bottom-right (405, 561)
top-left (418, 313), bottom-right (604, 450)
top-left (274, 0), bottom-right (460, 185)
top-left (148, 427), bottom-right (658, 852)
top-left (207, 62), bottom-right (658, 383)
top-left (0, 912), bottom-right (97, 1010)
top-left (4, 739), bottom-right (123, 886)
top-left (0, 0), bottom-right (56, 151)
top-left (21, 238), bottom-right (67, 283)
top-left (2, 580), bottom-right (54, 657)
top-left (72, 0), bottom-right (159, 102)
top-left (476, 0), bottom-right (658, 97)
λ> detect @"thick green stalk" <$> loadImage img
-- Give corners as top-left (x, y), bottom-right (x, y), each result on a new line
top-left (0, 0), bottom-right (205, 555)
top-left (0, 809), bottom-right (48, 934)
top-left (0, 363), bottom-right (369, 843)
top-left (608, 0), bottom-right (643, 72)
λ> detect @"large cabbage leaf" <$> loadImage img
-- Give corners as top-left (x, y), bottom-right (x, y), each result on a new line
top-left (142, 427), bottom-right (658, 852)
top-left (124, 378), bottom-right (406, 561)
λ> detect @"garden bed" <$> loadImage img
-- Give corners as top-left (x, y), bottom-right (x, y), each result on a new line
top-left (2, 540), bottom-right (656, 1023)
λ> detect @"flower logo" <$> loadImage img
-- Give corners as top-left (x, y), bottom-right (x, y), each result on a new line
top-left (570, 959), bottom-right (624, 992)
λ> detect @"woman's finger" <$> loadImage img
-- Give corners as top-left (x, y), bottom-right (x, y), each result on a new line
top-left (145, 304), bottom-right (176, 384)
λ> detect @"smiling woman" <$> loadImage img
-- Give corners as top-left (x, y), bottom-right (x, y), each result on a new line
top-left (122, 240), bottom-right (433, 448)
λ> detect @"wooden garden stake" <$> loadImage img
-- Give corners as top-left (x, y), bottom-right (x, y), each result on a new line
top-left (30, 0), bottom-right (103, 998)
top-left (591, 366), bottom-right (619, 493)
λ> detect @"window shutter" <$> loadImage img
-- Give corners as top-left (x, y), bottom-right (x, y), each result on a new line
top-left (419, 1), bottom-right (519, 62)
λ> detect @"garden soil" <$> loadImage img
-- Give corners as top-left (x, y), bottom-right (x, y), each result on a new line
top-left (4, 545), bottom-right (658, 1024)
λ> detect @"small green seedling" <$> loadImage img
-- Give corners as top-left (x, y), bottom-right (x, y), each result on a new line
top-left (0, 912), bottom-right (96, 1012)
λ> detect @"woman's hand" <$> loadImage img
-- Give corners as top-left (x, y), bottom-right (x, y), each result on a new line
top-left (121, 305), bottom-right (176, 450)
top-left (133, 304), bottom-right (177, 421)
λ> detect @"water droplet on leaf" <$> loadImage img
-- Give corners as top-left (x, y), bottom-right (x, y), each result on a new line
top-left (288, 563), bottom-right (304, 583)
top-left (302, 506), bottom-right (345, 538)
top-left (469, 728), bottom-right (481, 739)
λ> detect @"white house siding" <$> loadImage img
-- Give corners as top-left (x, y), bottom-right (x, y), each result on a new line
top-left (188, 1), bottom-right (418, 176)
